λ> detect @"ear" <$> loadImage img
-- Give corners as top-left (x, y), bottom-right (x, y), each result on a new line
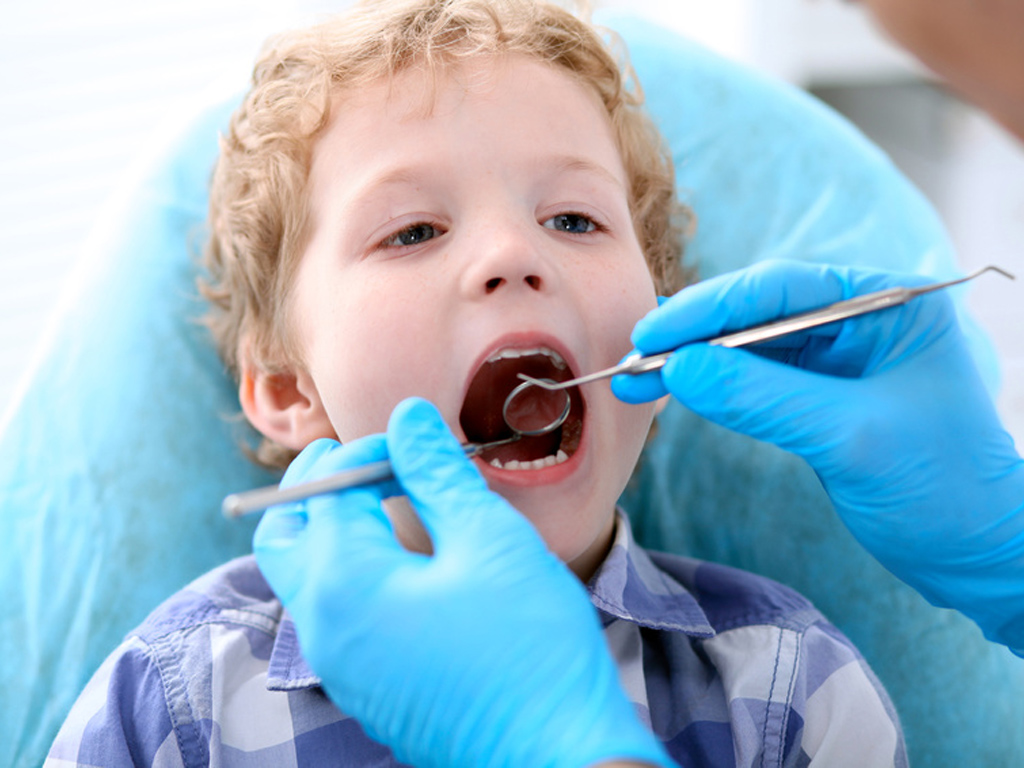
top-left (239, 363), bottom-right (337, 451)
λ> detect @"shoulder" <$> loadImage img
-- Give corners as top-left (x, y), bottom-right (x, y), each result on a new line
top-left (47, 556), bottom-right (286, 766)
top-left (646, 548), bottom-right (821, 633)
top-left (646, 548), bottom-right (878, 697)
top-left (125, 555), bottom-right (285, 728)
top-left (645, 550), bottom-right (906, 766)
top-left (132, 554), bottom-right (282, 645)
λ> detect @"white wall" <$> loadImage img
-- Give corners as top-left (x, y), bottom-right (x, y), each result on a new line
top-left (0, 1), bottom-right (305, 420)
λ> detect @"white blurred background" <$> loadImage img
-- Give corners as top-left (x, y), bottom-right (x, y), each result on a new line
top-left (1, 0), bottom-right (1021, 442)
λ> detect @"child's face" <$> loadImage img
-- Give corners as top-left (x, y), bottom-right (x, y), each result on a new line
top-left (288, 55), bottom-right (659, 578)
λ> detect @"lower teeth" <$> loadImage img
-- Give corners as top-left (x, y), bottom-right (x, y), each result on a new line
top-left (490, 449), bottom-right (569, 471)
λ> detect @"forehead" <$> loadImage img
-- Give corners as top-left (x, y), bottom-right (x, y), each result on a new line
top-left (307, 54), bottom-right (627, 194)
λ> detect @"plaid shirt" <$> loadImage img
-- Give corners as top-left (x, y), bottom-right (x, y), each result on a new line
top-left (47, 512), bottom-right (906, 767)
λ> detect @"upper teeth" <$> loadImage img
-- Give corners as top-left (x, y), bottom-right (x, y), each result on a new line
top-left (486, 346), bottom-right (568, 369)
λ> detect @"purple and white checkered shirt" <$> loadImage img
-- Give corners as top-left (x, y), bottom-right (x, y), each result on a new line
top-left (47, 512), bottom-right (906, 767)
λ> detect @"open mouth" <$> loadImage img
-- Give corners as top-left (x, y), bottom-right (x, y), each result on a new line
top-left (459, 346), bottom-right (585, 470)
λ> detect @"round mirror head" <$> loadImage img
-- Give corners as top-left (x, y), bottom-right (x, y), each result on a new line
top-left (501, 378), bottom-right (571, 436)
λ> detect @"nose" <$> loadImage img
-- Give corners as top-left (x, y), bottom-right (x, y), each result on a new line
top-left (459, 219), bottom-right (553, 299)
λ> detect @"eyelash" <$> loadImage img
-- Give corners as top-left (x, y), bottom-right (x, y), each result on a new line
top-left (542, 211), bottom-right (606, 235)
top-left (379, 222), bottom-right (445, 249)
top-left (375, 209), bottom-right (607, 252)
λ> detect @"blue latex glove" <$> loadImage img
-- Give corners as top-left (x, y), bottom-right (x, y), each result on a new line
top-left (613, 260), bottom-right (1024, 653)
top-left (254, 398), bottom-right (672, 768)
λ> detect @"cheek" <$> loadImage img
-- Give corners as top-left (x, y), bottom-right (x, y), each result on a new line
top-left (308, 273), bottom-right (452, 441)
top-left (588, 382), bottom-right (655, 516)
top-left (581, 254), bottom-right (658, 454)
top-left (587, 257), bottom-right (658, 355)
top-left (304, 314), bottom-right (386, 440)
top-left (593, 254), bottom-right (659, 456)
top-left (612, 390), bottom-right (656, 452)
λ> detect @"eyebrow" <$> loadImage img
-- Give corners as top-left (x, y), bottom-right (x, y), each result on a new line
top-left (546, 155), bottom-right (627, 191)
top-left (328, 166), bottom-right (428, 225)
top-left (348, 166), bottom-right (424, 196)
top-left (348, 154), bottom-right (626, 198)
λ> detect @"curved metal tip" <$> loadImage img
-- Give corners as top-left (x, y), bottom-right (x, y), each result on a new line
top-left (222, 495), bottom-right (244, 518)
top-left (514, 373), bottom-right (567, 391)
top-left (981, 264), bottom-right (1016, 281)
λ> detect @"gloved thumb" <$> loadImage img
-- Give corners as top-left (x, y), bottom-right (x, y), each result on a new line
top-left (254, 434), bottom-right (395, 604)
top-left (252, 437), bottom-right (338, 547)
top-left (386, 398), bottom-right (521, 548)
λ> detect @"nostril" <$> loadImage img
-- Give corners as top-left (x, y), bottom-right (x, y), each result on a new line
top-left (483, 274), bottom-right (541, 294)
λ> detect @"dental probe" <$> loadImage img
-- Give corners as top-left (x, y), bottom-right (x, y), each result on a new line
top-left (222, 434), bottom-right (522, 518)
top-left (223, 265), bottom-right (1012, 518)
top-left (516, 264), bottom-right (1015, 393)
top-left (224, 383), bottom-right (574, 518)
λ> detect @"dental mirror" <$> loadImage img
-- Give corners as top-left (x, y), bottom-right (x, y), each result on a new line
top-left (500, 378), bottom-right (572, 436)
top-left (222, 388), bottom-right (571, 518)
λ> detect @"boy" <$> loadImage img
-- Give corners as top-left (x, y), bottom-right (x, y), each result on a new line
top-left (47, 0), bottom-right (906, 765)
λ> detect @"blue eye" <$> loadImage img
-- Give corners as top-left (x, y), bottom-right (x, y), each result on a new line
top-left (543, 213), bottom-right (598, 234)
top-left (382, 223), bottom-right (441, 247)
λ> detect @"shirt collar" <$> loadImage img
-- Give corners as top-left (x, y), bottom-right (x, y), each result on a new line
top-left (266, 609), bottom-right (319, 691)
top-left (266, 509), bottom-right (713, 691)
top-left (587, 511), bottom-right (714, 637)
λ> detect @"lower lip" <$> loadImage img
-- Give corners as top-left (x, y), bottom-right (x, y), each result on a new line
top-left (475, 431), bottom-right (586, 488)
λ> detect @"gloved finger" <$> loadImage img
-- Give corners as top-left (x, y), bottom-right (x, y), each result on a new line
top-left (292, 434), bottom-right (403, 499)
top-left (255, 434), bottom-right (399, 600)
top-left (258, 433), bottom-right (392, 545)
top-left (252, 502), bottom-right (309, 552)
top-left (252, 437), bottom-right (342, 554)
top-left (278, 437), bottom-right (340, 489)
top-left (609, 348), bottom-right (668, 403)
top-left (257, 485), bottom-right (397, 606)
top-left (611, 367), bottom-right (667, 403)
top-left (302, 483), bottom-right (416, 588)
top-left (285, 432), bottom-right (398, 540)
top-left (661, 343), bottom-right (848, 456)
top-left (259, 474), bottom-right (417, 609)
top-left (633, 260), bottom-right (850, 354)
top-left (386, 398), bottom-right (526, 546)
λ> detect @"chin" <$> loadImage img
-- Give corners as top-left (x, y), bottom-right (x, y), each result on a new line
top-left (492, 477), bottom-right (619, 579)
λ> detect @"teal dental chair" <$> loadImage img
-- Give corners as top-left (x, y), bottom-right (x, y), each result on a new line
top-left (2, 14), bottom-right (1021, 767)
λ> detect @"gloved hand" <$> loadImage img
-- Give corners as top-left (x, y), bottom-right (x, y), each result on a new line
top-left (613, 260), bottom-right (1024, 653)
top-left (254, 397), bottom-right (672, 768)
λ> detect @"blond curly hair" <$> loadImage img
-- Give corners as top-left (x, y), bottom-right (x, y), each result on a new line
top-left (202, 0), bottom-right (692, 468)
